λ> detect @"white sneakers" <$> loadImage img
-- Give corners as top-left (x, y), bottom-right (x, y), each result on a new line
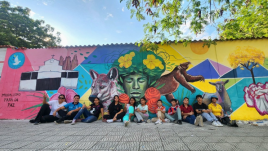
top-left (212, 121), bottom-right (223, 127)
top-left (106, 119), bottom-right (114, 123)
top-left (71, 119), bottom-right (76, 125)
top-left (164, 119), bottom-right (170, 123)
top-left (155, 119), bottom-right (162, 125)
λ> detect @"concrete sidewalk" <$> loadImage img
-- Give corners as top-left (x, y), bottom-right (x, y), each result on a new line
top-left (0, 120), bottom-right (267, 151)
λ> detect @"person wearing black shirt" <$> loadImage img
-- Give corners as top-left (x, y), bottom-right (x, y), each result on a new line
top-left (193, 95), bottom-right (220, 127)
top-left (71, 97), bottom-right (104, 125)
top-left (104, 95), bottom-right (125, 123)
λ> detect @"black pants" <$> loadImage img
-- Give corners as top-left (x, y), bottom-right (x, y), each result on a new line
top-left (103, 112), bottom-right (125, 121)
top-left (34, 104), bottom-right (51, 122)
top-left (57, 110), bottom-right (78, 122)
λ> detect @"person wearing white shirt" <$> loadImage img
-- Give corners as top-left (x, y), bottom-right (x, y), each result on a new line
top-left (29, 94), bottom-right (67, 125)
top-left (135, 97), bottom-right (149, 123)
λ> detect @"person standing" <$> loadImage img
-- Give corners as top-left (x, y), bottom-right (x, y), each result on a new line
top-left (54, 95), bottom-right (83, 124)
top-left (165, 99), bottom-right (182, 125)
top-left (71, 97), bottom-right (104, 125)
top-left (193, 95), bottom-right (222, 127)
top-left (29, 94), bottom-right (67, 125)
top-left (135, 97), bottom-right (149, 123)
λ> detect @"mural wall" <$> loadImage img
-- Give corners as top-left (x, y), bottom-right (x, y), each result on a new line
top-left (0, 39), bottom-right (268, 120)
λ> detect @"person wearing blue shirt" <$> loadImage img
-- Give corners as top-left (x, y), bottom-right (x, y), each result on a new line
top-left (54, 95), bottom-right (83, 124)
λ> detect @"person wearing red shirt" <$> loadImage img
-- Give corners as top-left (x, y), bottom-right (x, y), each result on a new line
top-left (180, 97), bottom-right (201, 126)
top-left (165, 99), bottom-right (182, 125)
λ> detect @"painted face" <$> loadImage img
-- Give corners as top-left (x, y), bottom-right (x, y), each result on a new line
top-left (123, 73), bottom-right (148, 102)
top-left (73, 96), bottom-right (80, 104)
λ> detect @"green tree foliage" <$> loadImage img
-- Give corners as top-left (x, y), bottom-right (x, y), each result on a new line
top-left (120, 0), bottom-right (267, 44)
top-left (0, 1), bottom-right (61, 48)
top-left (218, 0), bottom-right (268, 39)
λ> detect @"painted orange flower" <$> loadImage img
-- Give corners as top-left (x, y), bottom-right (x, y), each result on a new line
top-left (145, 87), bottom-right (161, 113)
top-left (119, 93), bottom-right (129, 104)
top-left (118, 54), bottom-right (132, 68)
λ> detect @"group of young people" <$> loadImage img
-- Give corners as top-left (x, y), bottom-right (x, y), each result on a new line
top-left (29, 93), bottom-right (236, 127)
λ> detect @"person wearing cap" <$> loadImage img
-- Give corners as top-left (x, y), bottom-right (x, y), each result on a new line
top-left (208, 95), bottom-right (225, 126)
top-left (193, 95), bottom-right (223, 127)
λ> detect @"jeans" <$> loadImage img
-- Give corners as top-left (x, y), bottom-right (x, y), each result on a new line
top-left (165, 108), bottom-right (182, 121)
top-left (123, 106), bottom-right (134, 122)
top-left (135, 112), bottom-right (149, 121)
top-left (182, 115), bottom-right (196, 125)
top-left (201, 112), bottom-right (218, 122)
top-left (73, 108), bottom-right (97, 123)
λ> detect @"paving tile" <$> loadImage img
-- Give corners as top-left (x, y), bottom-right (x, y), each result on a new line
top-left (140, 142), bottom-right (164, 150)
top-left (42, 136), bottom-right (68, 142)
top-left (207, 143), bottom-right (237, 150)
top-left (243, 136), bottom-right (264, 143)
top-left (116, 142), bottom-right (139, 151)
top-left (121, 135), bottom-right (141, 142)
top-left (184, 142), bottom-right (214, 150)
top-left (141, 135), bottom-right (161, 141)
top-left (67, 142), bottom-right (97, 150)
top-left (224, 137), bottom-right (245, 143)
top-left (0, 141), bottom-right (13, 146)
top-left (91, 131), bottom-right (109, 135)
top-left (101, 136), bottom-right (123, 141)
top-left (91, 141), bottom-right (118, 150)
top-left (107, 131), bottom-right (126, 136)
top-left (21, 142), bottom-right (52, 149)
top-left (202, 137), bottom-right (228, 143)
top-left (162, 142), bottom-right (190, 150)
top-left (58, 136), bottom-right (85, 142)
top-left (81, 136), bottom-right (104, 141)
top-left (0, 141), bottom-right (33, 149)
top-left (160, 136), bottom-right (183, 142)
top-left (182, 136), bottom-right (206, 143)
top-left (43, 142), bottom-right (73, 149)
top-left (230, 143), bottom-right (264, 150)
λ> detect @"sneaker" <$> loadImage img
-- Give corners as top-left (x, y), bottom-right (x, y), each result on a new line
top-left (116, 119), bottom-right (121, 122)
top-left (212, 121), bottom-right (218, 127)
top-left (29, 120), bottom-right (35, 123)
top-left (216, 121), bottom-right (223, 127)
top-left (195, 116), bottom-right (200, 126)
top-left (164, 119), bottom-right (170, 123)
top-left (71, 120), bottom-right (76, 125)
top-left (137, 120), bottom-right (142, 123)
top-left (199, 116), bottom-right (204, 127)
top-left (174, 120), bottom-right (178, 124)
top-left (155, 119), bottom-right (161, 124)
top-left (54, 121), bottom-right (60, 124)
top-left (106, 119), bottom-right (114, 123)
top-left (146, 119), bottom-right (151, 123)
top-left (64, 120), bottom-right (72, 124)
top-left (178, 120), bottom-right (182, 125)
top-left (34, 121), bottom-right (40, 125)
top-left (124, 120), bottom-right (129, 127)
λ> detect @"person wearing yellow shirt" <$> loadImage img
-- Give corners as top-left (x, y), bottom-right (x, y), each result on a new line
top-left (208, 95), bottom-right (224, 126)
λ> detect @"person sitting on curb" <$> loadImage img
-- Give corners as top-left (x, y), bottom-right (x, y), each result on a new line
top-left (151, 100), bottom-right (169, 124)
top-left (180, 97), bottom-right (201, 126)
top-left (193, 95), bottom-right (223, 127)
top-left (134, 97), bottom-right (149, 123)
top-left (71, 97), bottom-right (104, 125)
top-left (30, 94), bottom-right (67, 125)
top-left (122, 97), bottom-right (136, 127)
top-left (165, 99), bottom-right (182, 125)
top-left (54, 95), bottom-right (83, 124)
top-left (104, 95), bottom-right (125, 123)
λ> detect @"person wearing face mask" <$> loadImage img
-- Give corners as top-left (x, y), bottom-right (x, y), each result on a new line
top-left (29, 94), bottom-right (67, 125)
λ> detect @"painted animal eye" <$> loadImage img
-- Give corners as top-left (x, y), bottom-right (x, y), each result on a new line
top-left (100, 86), bottom-right (105, 89)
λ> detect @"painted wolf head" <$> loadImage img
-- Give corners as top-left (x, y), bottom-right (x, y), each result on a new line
top-left (89, 67), bottom-right (120, 111)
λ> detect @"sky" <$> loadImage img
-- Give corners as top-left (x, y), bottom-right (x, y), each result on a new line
top-left (6, 0), bottom-right (218, 46)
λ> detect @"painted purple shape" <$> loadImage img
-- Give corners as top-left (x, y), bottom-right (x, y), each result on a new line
top-left (209, 60), bottom-right (232, 76)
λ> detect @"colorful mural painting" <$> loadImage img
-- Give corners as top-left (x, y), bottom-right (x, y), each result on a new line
top-left (0, 39), bottom-right (268, 121)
